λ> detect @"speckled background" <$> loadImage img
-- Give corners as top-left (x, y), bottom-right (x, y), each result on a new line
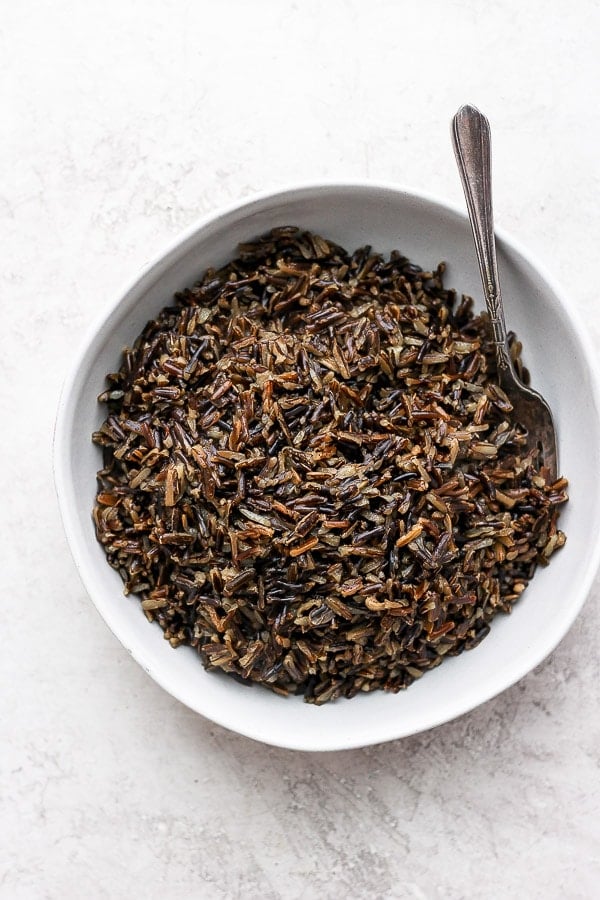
top-left (2, 1), bottom-right (599, 897)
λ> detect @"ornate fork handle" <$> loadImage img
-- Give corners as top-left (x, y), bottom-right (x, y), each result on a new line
top-left (451, 105), bottom-right (511, 372)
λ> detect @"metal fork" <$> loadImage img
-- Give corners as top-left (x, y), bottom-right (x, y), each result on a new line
top-left (451, 103), bottom-right (558, 481)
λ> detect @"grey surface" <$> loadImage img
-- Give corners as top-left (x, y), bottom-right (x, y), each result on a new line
top-left (2, 1), bottom-right (599, 897)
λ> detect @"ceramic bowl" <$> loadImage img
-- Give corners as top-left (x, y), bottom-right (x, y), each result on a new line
top-left (54, 183), bottom-right (600, 751)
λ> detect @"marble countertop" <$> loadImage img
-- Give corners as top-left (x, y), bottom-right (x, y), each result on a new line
top-left (2, 1), bottom-right (599, 897)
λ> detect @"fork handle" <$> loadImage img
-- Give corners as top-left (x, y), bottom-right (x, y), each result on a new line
top-left (451, 104), bottom-right (511, 371)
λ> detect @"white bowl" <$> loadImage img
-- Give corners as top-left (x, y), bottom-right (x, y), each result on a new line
top-left (54, 183), bottom-right (600, 751)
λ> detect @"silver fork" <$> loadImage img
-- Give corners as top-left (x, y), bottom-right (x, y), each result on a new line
top-left (451, 103), bottom-right (558, 481)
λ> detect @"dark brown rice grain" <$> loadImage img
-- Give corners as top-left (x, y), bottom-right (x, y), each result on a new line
top-left (92, 228), bottom-right (567, 703)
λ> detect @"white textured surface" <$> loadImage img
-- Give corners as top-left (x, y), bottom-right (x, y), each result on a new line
top-left (2, 1), bottom-right (600, 897)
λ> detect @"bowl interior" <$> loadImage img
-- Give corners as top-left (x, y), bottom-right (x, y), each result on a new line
top-left (55, 184), bottom-right (600, 750)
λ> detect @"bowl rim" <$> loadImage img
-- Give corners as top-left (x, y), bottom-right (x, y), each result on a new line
top-left (53, 180), bottom-right (600, 751)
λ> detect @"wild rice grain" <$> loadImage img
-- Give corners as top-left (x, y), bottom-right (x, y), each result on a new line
top-left (92, 228), bottom-right (567, 703)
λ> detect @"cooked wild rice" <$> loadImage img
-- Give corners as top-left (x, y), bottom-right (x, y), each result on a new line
top-left (93, 227), bottom-right (567, 703)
